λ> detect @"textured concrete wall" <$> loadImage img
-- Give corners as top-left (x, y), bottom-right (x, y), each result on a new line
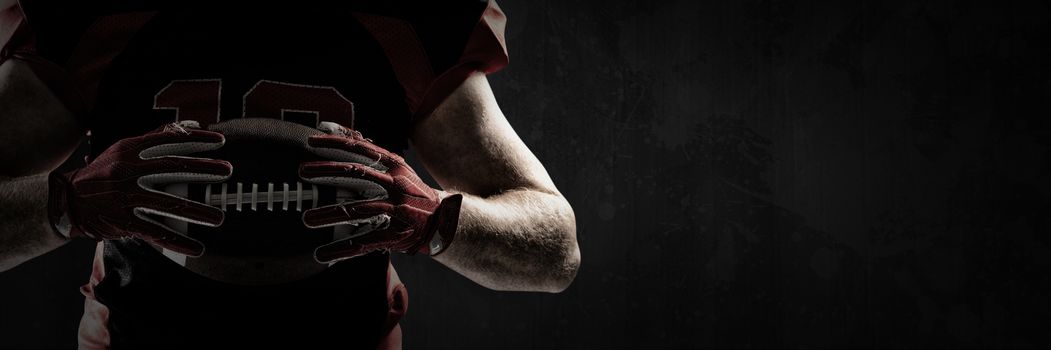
top-left (396, 0), bottom-right (1050, 348)
top-left (2, 0), bottom-right (1049, 348)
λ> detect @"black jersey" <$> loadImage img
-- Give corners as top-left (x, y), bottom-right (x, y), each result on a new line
top-left (3, 0), bottom-right (507, 348)
top-left (5, 0), bottom-right (507, 152)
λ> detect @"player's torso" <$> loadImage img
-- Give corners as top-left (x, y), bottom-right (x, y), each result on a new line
top-left (68, 8), bottom-right (410, 347)
top-left (89, 6), bottom-right (412, 151)
top-left (74, 7), bottom-right (415, 284)
top-left (7, 0), bottom-right (502, 346)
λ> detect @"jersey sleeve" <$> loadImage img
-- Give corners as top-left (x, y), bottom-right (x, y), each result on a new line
top-left (353, 0), bottom-right (509, 121)
top-left (2, 0), bottom-right (156, 124)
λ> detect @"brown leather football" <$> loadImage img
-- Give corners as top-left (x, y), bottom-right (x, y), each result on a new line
top-left (161, 118), bottom-right (386, 285)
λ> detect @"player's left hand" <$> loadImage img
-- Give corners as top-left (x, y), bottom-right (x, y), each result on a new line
top-left (299, 123), bottom-right (462, 263)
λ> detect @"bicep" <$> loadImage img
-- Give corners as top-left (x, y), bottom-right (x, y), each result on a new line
top-left (0, 59), bottom-right (84, 177)
top-left (410, 72), bottom-right (558, 197)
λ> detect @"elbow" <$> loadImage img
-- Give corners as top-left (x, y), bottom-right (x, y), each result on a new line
top-left (496, 197), bottom-right (580, 294)
top-left (542, 202), bottom-right (579, 293)
top-left (543, 240), bottom-right (580, 293)
top-left (479, 221), bottom-right (580, 294)
top-left (468, 191), bottom-right (580, 293)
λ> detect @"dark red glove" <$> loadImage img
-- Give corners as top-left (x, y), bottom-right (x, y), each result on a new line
top-left (299, 124), bottom-right (462, 263)
top-left (48, 121), bottom-right (232, 256)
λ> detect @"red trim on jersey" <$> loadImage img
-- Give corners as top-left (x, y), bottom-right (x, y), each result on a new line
top-left (2, 8), bottom-right (154, 122)
top-left (0, 3), bottom-right (26, 61)
top-left (2, 3), bottom-right (88, 117)
top-left (353, 12), bottom-right (436, 114)
top-left (413, 0), bottom-right (508, 121)
top-left (11, 42), bottom-right (89, 117)
top-left (355, 0), bottom-right (509, 121)
top-left (2, 2), bottom-right (87, 117)
top-left (66, 11), bottom-right (156, 114)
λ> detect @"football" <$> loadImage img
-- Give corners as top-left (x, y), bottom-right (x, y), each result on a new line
top-left (161, 118), bottom-right (386, 285)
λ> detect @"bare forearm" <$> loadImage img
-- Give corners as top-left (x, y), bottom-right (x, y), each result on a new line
top-left (433, 189), bottom-right (579, 293)
top-left (0, 175), bottom-right (67, 272)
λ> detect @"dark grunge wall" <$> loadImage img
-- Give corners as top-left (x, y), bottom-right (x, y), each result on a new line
top-left (2, 0), bottom-right (1050, 348)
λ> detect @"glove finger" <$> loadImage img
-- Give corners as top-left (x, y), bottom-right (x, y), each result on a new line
top-left (300, 161), bottom-right (394, 187)
top-left (137, 157), bottom-right (234, 180)
top-left (306, 135), bottom-right (393, 171)
top-left (121, 216), bottom-right (206, 257)
top-left (302, 200), bottom-right (392, 229)
top-left (136, 126), bottom-right (226, 159)
top-left (300, 162), bottom-right (389, 201)
top-left (314, 228), bottom-right (409, 263)
top-left (139, 123), bottom-right (224, 145)
top-left (317, 121), bottom-right (366, 140)
top-left (129, 192), bottom-right (226, 227)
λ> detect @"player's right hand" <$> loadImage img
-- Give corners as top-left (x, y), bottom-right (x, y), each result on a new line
top-left (48, 121), bottom-right (232, 256)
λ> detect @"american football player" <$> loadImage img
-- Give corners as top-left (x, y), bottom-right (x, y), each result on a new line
top-left (0, 0), bottom-right (580, 348)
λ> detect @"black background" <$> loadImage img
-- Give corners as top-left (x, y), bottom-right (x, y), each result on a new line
top-left (3, 0), bottom-right (1050, 348)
